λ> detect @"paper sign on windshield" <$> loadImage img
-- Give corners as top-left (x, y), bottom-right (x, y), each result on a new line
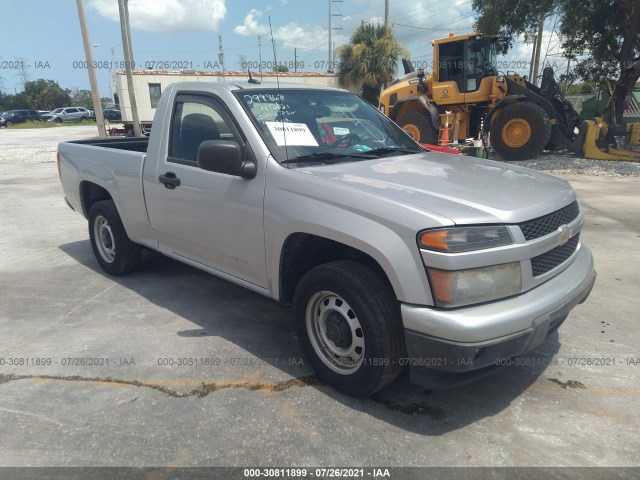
top-left (265, 122), bottom-right (319, 146)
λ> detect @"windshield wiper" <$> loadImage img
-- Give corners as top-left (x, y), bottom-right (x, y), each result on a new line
top-left (364, 147), bottom-right (422, 156)
top-left (280, 151), bottom-right (376, 164)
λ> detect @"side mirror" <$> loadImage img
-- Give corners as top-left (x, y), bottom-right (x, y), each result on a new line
top-left (197, 140), bottom-right (257, 179)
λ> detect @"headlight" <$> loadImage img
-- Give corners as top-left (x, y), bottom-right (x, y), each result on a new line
top-left (419, 226), bottom-right (513, 253)
top-left (427, 262), bottom-right (521, 308)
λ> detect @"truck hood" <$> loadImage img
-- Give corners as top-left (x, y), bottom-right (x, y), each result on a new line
top-left (297, 152), bottom-right (576, 224)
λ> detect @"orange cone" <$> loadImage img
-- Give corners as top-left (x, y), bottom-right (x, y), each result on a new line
top-left (439, 115), bottom-right (450, 146)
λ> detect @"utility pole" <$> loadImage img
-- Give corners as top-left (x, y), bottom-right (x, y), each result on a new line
top-left (528, 42), bottom-right (536, 80)
top-left (118, 0), bottom-right (141, 137)
top-left (258, 35), bottom-right (262, 79)
top-left (328, 0), bottom-right (332, 73)
top-left (531, 12), bottom-right (545, 86)
top-left (76, 0), bottom-right (106, 137)
top-left (328, 0), bottom-right (343, 72)
top-left (218, 35), bottom-right (225, 76)
top-left (294, 47), bottom-right (297, 73)
top-left (384, 0), bottom-right (389, 29)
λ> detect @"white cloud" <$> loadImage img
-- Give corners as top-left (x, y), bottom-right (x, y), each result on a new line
top-left (274, 23), bottom-right (328, 50)
top-left (88, 0), bottom-right (226, 33)
top-left (234, 9), bottom-right (268, 36)
top-left (234, 10), bottom-right (328, 51)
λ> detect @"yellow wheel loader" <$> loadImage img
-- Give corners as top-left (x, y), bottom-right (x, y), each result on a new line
top-left (379, 33), bottom-right (583, 160)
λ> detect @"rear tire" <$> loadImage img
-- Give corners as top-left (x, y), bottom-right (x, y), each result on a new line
top-left (396, 110), bottom-right (438, 144)
top-left (88, 200), bottom-right (140, 275)
top-left (293, 261), bottom-right (405, 396)
top-left (490, 102), bottom-right (551, 161)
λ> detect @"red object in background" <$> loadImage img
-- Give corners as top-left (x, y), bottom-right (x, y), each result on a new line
top-left (421, 143), bottom-right (461, 155)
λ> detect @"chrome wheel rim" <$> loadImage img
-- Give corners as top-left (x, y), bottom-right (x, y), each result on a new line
top-left (305, 291), bottom-right (365, 375)
top-left (93, 215), bottom-right (116, 263)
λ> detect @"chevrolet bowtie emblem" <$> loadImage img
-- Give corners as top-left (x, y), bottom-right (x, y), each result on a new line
top-left (558, 225), bottom-right (572, 246)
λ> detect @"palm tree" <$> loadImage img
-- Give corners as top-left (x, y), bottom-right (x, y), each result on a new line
top-left (337, 23), bottom-right (408, 105)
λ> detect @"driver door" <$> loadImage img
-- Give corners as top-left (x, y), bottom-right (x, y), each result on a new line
top-left (144, 94), bottom-right (267, 288)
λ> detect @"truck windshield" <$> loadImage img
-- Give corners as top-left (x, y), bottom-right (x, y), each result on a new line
top-left (235, 89), bottom-right (423, 165)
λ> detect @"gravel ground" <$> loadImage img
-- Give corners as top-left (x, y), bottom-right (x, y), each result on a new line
top-left (0, 126), bottom-right (99, 165)
top-left (495, 150), bottom-right (640, 177)
top-left (1, 125), bottom-right (639, 177)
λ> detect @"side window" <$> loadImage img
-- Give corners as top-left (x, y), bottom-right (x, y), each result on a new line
top-left (169, 99), bottom-right (237, 164)
top-left (149, 83), bottom-right (162, 108)
top-left (67, 108), bottom-right (78, 113)
top-left (439, 41), bottom-right (465, 91)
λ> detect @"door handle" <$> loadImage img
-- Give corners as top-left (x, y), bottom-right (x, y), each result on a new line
top-left (159, 172), bottom-right (181, 189)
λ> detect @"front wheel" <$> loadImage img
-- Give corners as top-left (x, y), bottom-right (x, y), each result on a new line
top-left (490, 102), bottom-right (551, 160)
top-left (88, 200), bottom-right (140, 275)
top-left (396, 110), bottom-right (438, 144)
top-left (293, 261), bottom-right (405, 396)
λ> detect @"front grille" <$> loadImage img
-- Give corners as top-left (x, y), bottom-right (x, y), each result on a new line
top-left (519, 201), bottom-right (580, 241)
top-left (531, 235), bottom-right (579, 277)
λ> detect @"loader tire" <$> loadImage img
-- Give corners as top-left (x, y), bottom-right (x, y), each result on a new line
top-left (396, 110), bottom-right (438, 144)
top-left (490, 102), bottom-right (551, 161)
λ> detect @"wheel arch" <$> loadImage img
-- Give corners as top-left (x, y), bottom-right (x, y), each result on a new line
top-left (389, 97), bottom-right (439, 130)
top-left (80, 181), bottom-right (113, 219)
top-left (278, 233), bottom-right (395, 304)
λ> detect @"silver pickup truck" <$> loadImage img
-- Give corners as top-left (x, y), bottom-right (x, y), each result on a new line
top-left (58, 81), bottom-right (596, 396)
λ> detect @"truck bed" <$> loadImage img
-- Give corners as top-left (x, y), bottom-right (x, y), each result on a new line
top-left (68, 137), bottom-right (149, 153)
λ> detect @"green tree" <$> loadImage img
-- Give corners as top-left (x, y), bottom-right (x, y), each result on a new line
top-left (473, 0), bottom-right (640, 84)
top-left (0, 91), bottom-right (29, 111)
top-left (23, 79), bottom-right (71, 110)
top-left (71, 89), bottom-right (94, 110)
top-left (558, 0), bottom-right (640, 83)
top-left (337, 23), bottom-right (408, 105)
top-left (472, 0), bottom-right (554, 54)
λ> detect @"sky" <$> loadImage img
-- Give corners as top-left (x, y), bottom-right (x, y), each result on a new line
top-left (0, 0), bottom-right (566, 97)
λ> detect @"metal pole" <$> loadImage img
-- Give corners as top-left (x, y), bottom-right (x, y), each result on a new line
top-left (294, 48), bottom-right (297, 73)
top-left (528, 42), bottom-right (536, 80)
top-left (118, 0), bottom-right (141, 136)
top-left (328, 0), bottom-right (332, 73)
top-left (218, 35), bottom-right (225, 75)
top-left (384, 0), bottom-right (389, 29)
top-left (258, 35), bottom-right (262, 79)
top-left (532, 12), bottom-right (545, 86)
top-left (76, 0), bottom-right (106, 137)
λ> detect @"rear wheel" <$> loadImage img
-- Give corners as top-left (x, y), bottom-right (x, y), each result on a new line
top-left (293, 261), bottom-right (405, 396)
top-left (490, 102), bottom-right (551, 160)
top-left (396, 110), bottom-right (438, 144)
top-left (88, 200), bottom-right (140, 275)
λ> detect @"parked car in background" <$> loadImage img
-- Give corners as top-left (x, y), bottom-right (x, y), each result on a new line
top-left (0, 109), bottom-right (41, 127)
top-left (102, 108), bottom-right (122, 122)
top-left (43, 107), bottom-right (91, 123)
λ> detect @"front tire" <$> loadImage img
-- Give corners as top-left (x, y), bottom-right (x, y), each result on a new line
top-left (396, 110), bottom-right (438, 144)
top-left (490, 102), bottom-right (551, 161)
top-left (293, 261), bottom-right (405, 396)
top-left (88, 200), bottom-right (140, 275)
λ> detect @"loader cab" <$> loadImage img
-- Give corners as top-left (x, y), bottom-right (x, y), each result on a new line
top-left (432, 34), bottom-right (498, 105)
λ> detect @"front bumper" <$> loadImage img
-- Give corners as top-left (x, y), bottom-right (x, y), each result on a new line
top-left (401, 245), bottom-right (596, 388)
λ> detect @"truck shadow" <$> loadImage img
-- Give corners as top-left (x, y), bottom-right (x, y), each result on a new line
top-left (59, 240), bottom-right (561, 435)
